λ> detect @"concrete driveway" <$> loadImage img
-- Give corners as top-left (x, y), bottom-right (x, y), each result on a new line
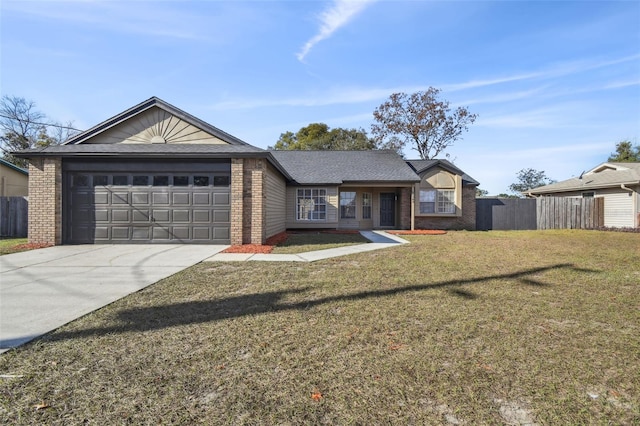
top-left (0, 244), bottom-right (227, 353)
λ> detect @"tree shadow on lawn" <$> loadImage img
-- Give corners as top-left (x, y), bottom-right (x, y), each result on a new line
top-left (45, 263), bottom-right (597, 342)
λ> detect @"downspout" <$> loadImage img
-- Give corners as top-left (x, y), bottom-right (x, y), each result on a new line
top-left (620, 183), bottom-right (634, 194)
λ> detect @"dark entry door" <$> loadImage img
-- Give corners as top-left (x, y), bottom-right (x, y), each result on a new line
top-left (380, 193), bottom-right (396, 227)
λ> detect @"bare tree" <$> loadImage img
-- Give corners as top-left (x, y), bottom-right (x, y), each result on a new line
top-left (0, 95), bottom-right (79, 167)
top-left (372, 88), bottom-right (477, 159)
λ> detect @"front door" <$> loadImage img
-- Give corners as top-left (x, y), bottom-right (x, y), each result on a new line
top-left (380, 193), bottom-right (396, 227)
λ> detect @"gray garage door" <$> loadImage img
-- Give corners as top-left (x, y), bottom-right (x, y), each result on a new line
top-left (64, 160), bottom-right (231, 244)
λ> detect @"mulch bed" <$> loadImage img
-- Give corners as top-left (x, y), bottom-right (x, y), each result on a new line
top-left (221, 231), bottom-right (289, 254)
top-left (11, 243), bottom-right (54, 250)
top-left (388, 230), bottom-right (447, 235)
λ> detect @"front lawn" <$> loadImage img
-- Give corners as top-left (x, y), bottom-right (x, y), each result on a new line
top-left (1, 230), bottom-right (638, 424)
top-left (271, 232), bottom-right (369, 254)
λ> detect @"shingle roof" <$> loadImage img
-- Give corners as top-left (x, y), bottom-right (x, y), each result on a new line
top-left (14, 143), bottom-right (265, 157)
top-left (269, 150), bottom-right (420, 185)
top-left (406, 159), bottom-right (480, 185)
top-left (528, 162), bottom-right (640, 194)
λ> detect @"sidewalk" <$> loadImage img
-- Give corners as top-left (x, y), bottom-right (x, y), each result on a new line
top-left (204, 231), bottom-right (409, 262)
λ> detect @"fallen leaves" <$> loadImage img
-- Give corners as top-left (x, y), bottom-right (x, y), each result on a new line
top-left (34, 401), bottom-right (50, 411)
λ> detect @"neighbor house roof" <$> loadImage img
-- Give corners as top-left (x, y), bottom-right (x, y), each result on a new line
top-left (406, 159), bottom-right (479, 185)
top-left (64, 96), bottom-right (252, 146)
top-left (269, 150), bottom-right (420, 185)
top-left (0, 158), bottom-right (28, 175)
top-left (527, 162), bottom-right (640, 194)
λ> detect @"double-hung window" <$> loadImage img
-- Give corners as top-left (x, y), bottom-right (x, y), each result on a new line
top-left (362, 192), bottom-right (372, 219)
top-left (297, 189), bottom-right (326, 220)
top-left (340, 191), bottom-right (356, 219)
top-left (419, 189), bottom-right (455, 214)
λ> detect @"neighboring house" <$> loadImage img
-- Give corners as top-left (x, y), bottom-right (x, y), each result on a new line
top-left (527, 162), bottom-right (640, 228)
top-left (0, 158), bottom-right (29, 197)
top-left (15, 97), bottom-right (478, 246)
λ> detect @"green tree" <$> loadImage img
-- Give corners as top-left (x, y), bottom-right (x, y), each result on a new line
top-left (475, 188), bottom-right (489, 197)
top-left (0, 95), bottom-right (78, 167)
top-left (371, 88), bottom-right (477, 159)
top-left (608, 140), bottom-right (640, 162)
top-left (270, 123), bottom-right (377, 150)
top-left (508, 168), bottom-right (555, 196)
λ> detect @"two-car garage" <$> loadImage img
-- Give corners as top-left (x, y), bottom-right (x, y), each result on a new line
top-left (63, 159), bottom-right (231, 244)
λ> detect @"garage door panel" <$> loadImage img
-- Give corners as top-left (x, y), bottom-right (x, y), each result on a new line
top-left (193, 193), bottom-right (210, 205)
top-left (172, 193), bottom-right (190, 205)
top-left (95, 210), bottom-right (109, 222)
top-left (172, 227), bottom-right (190, 240)
top-left (193, 210), bottom-right (210, 223)
top-left (213, 193), bottom-right (229, 206)
top-left (132, 193), bottom-right (150, 205)
top-left (192, 227), bottom-right (211, 240)
top-left (66, 169), bottom-right (230, 244)
top-left (94, 193), bottom-right (109, 204)
top-left (213, 227), bottom-right (230, 240)
top-left (152, 210), bottom-right (170, 222)
top-left (173, 210), bottom-right (190, 222)
top-left (132, 210), bottom-right (150, 222)
top-left (152, 193), bottom-right (169, 205)
top-left (112, 227), bottom-right (130, 240)
top-left (132, 227), bottom-right (151, 240)
top-left (213, 210), bottom-right (230, 222)
top-left (112, 193), bottom-right (129, 204)
top-left (111, 210), bottom-right (130, 222)
top-left (94, 227), bottom-right (109, 240)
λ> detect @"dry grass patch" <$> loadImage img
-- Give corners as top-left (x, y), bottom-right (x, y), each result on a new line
top-left (0, 230), bottom-right (638, 424)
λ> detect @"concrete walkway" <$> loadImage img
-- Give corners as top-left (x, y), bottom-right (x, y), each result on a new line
top-left (204, 230), bottom-right (409, 262)
top-left (0, 244), bottom-right (227, 353)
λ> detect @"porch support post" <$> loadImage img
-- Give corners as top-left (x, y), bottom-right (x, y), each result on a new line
top-left (411, 185), bottom-right (415, 230)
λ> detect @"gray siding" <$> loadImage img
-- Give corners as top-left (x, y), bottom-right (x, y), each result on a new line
top-left (265, 163), bottom-right (286, 238)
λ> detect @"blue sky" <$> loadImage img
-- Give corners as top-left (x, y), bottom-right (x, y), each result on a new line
top-left (1, 0), bottom-right (638, 194)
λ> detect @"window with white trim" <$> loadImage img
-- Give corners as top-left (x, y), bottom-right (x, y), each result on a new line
top-left (340, 191), bottom-right (356, 219)
top-left (362, 192), bottom-right (372, 219)
top-left (418, 169), bottom-right (457, 215)
top-left (297, 189), bottom-right (326, 220)
top-left (419, 189), bottom-right (456, 214)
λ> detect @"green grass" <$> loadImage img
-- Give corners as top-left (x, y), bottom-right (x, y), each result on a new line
top-left (0, 238), bottom-right (27, 255)
top-left (0, 230), bottom-right (638, 424)
top-left (272, 232), bottom-right (369, 254)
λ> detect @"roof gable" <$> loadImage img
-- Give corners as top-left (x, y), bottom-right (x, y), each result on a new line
top-left (406, 159), bottom-right (479, 185)
top-left (269, 150), bottom-right (420, 185)
top-left (65, 97), bottom-right (251, 146)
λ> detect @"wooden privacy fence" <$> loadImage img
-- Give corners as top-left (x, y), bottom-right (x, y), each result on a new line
top-left (536, 196), bottom-right (604, 230)
top-left (0, 196), bottom-right (28, 237)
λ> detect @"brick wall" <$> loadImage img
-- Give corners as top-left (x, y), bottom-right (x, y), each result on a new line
top-left (414, 185), bottom-right (477, 230)
top-left (231, 158), bottom-right (266, 245)
top-left (399, 187), bottom-right (411, 229)
top-left (230, 159), bottom-right (244, 245)
top-left (28, 157), bottom-right (62, 245)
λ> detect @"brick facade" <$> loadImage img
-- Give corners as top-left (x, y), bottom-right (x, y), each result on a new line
top-left (399, 187), bottom-right (412, 229)
top-left (231, 158), bottom-right (266, 245)
top-left (414, 185), bottom-right (477, 230)
top-left (28, 157), bottom-right (62, 245)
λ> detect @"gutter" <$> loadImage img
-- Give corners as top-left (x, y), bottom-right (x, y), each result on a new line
top-left (620, 184), bottom-right (635, 194)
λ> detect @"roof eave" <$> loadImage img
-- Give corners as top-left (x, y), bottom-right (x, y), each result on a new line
top-left (529, 180), bottom-right (640, 194)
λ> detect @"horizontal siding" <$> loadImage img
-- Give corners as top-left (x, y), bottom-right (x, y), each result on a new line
top-left (285, 186), bottom-right (339, 229)
top-left (265, 164), bottom-right (286, 238)
top-left (599, 189), bottom-right (634, 228)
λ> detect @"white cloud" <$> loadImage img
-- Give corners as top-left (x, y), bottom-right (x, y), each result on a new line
top-left (297, 0), bottom-right (375, 62)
